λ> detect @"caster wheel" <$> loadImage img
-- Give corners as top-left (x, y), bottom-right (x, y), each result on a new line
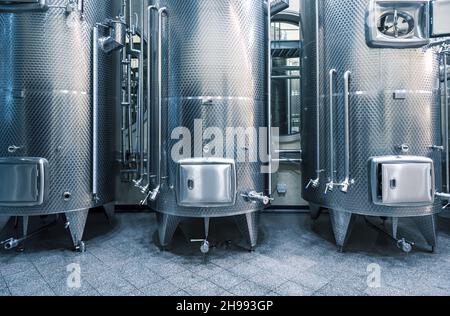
top-left (397, 239), bottom-right (412, 254)
top-left (75, 241), bottom-right (86, 253)
top-left (200, 241), bottom-right (210, 254)
top-left (337, 246), bottom-right (345, 253)
top-left (431, 246), bottom-right (436, 254)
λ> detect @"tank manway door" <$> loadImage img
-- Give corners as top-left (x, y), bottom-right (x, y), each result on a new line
top-left (0, 158), bottom-right (49, 207)
top-left (176, 159), bottom-right (237, 208)
top-left (430, 0), bottom-right (450, 37)
top-left (0, 0), bottom-right (49, 12)
top-left (370, 156), bottom-right (434, 207)
top-left (366, 0), bottom-right (450, 47)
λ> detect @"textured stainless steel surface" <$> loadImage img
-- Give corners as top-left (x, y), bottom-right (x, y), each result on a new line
top-left (301, 0), bottom-right (442, 218)
top-left (0, 0), bottom-right (119, 217)
top-left (148, 0), bottom-right (269, 218)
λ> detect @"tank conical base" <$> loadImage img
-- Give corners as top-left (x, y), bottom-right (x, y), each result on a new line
top-left (103, 202), bottom-right (116, 224)
top-left (65, 209), bottom-right (89, 252)
top-left (330, 210), bottom-right (355, 251)
top-left (156, 213), bottom-right (183, 248)
top-left (413, 214), bottom-right (439, 252)
top-left (234, 212), bottom-right (260, 250)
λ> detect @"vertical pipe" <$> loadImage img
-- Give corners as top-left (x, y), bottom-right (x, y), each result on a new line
top-left (127, 54), bottom-right (133, 156)
top-left (315, 0), bottom-right (320, 182)
top-left (287, 77), bottom-right (291, 134)
top-left (156, 7), bottom-right (167, 191)
top-left (328, 69), bottom-right (336, 186)
top-left (138, 0), bottom-right (145, 180)
top-left (267, 0), bottom-right (273, 196)
top-left (341, 70), bottom-right (351, 193)
top-left (306, 0), bottom-right (321, 189)
top-left (147, 5), bottom-right (158, 187)
top-left (121, 49), bottom-right (127, 164)
top-left (445, 54), bottom-right (449, 193)
top-left (92, 26), bottom-right (99, 199)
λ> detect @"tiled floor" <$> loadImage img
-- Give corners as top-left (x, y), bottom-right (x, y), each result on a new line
top-left (1, 210), bottom-right (450, 296)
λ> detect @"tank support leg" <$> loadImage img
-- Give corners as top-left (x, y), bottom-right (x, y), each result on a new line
top-left (103, 202), bottom-right (116, 224)
top-left (413, 215), bottom-right (439, 252)
top-left (18, 216), bottom-right (29, 251)
top-left (392, 217), bottom-right (399, 240)
top-left (0, 216), bottom-right (11, 234)
top-left (330, 210), bottom-right (354, 252)
top-left (234, 212), bottom-right (260, 251)
top-left (65, 209), bottom-right (89, 252)
top-left (156, 213), bottom-right (183, 249)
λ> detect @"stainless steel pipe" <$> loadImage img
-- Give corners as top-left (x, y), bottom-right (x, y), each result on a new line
top-left (92, 25), bottom-right (99, 199)
top-left (341, 70), bottom-right (352, 193)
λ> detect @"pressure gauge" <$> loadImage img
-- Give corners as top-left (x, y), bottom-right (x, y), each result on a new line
top-left (378, 10), bottom-right (415, 38)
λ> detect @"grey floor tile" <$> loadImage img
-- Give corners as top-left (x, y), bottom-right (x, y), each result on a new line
top-left (52, 281), bottom-right (100, 297)
top-left (140, 279), bottom-right (181, 296)
top-left (0, 287), bottom-right (11, 296)
top-left (186, 263), bottom-right (226, 279)
top-left (173, 289), bottom-right (191, 296)
top-left (0, 276), bottom-right (7, 290)
top-left (210, 256), bottom-right (247, 270)
top-left (1, 212), bottom-right (450, 296)
top-left (249, 271), bottom-right (287, 290)
top-left (146, 261), bottom-right (188, 278)
top-left (85, 270), bottom-right (136, 296)
top-left (288, 271), bottom-right (330, 292)
top-left (208, 269), bottom-right (247, 290)
top-left (227, 261), bottom-right (260, 278)
top-left (113, 262), bottom-right (163, 289)
top-left (0, 255), bottom-right (34, 277)
top-left (4, 269), bottom-right (55, 296)
top-left (228, 280), bottom-right (271, 296)
top-left (166, 271), bottom-right (205, 290)
top-left (185, 279), bottom-right (229, 296)
top-left (364, 285), bottom-right (413, 296)
top-left (314, 283), bottom-right (365, 296)
top-left (275, 281), bottom-right (315, 296)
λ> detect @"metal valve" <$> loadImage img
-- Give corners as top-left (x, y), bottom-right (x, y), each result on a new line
top-left (306, 178), bottom-right (319, 189)
top-left (241, 191), bottom-right (273, 205)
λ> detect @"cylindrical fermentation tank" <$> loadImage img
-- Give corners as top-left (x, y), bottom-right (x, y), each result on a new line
top-left (145, 0), bottom-right (271, 250)
top-left (0, 0), bottom-right (120, 251)
top-left (301, 0), bottom-right (444, 251)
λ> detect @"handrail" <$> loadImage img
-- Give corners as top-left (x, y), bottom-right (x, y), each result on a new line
top-left (325, 69), bottom-right (337, 193)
